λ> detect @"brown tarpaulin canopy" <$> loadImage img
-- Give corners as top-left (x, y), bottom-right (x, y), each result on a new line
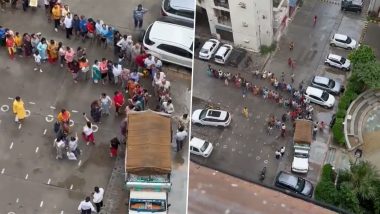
top-left (293, 119), bottom-right (312, 144)
top-left (125, 110), bottom-right (172, 175)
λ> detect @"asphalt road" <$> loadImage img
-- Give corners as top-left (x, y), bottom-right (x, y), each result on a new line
top-left (0, 2), bottom-right (191, 213)
top-left (191, 0), bottom-right (367, 190)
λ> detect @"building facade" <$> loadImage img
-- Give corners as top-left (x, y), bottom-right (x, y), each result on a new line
top-left (197, 0), bottom-right (290, 52)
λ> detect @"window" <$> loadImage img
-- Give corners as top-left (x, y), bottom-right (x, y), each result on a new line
top-left (200, 142), bottom-right (210, 152)
top-left (163, 0), bottom-right (194, 19)
top-left (193, 147), bottom-right (200, 152)
top-left (224, 49), bottom-right (230, 57)
top-left (144, 25), bottom-right (155, 46)
top-left (157, 44), bottom-right (192, 59)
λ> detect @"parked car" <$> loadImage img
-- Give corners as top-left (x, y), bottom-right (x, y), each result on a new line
top-left (304, 86), bottom-right (335, 108)
top-left (190, 137), bottom-right (214, 158)
top-left (341, 0), bottom-right (363, 13)
top-left (143, 20), bottom-right (193, 68)
top-left (311, 76), bottom-right (342, 95)
top-left (324, 53), bottom-right (351, 71)
top-left (214, 44), bottom-right (233, 64)
top-left (199, 39), bottom-right (220, 60)
top-left (192, 109), bottom-right (231, 127)
top-left (275, 171), bottom-right (314, 198)
top-left (330, 33), bottom-right (358, 50)
top-left (161, 0), bottom-right (195, 23)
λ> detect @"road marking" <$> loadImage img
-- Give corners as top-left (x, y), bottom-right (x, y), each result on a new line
top-left (263, 200), bottom-right (267, 204)
top-left (16, 198), bottom-right (19, 203)
top-left (43, 129), bottom-right (47, 135)
top-left (231, 183), bottom-right (238, 187)
top-left (281, 203), bottom-right (286, 207)
top-left (25, 174), bottom-right (28, 180)
top-left (47, 178), bottom-right (51, 185)
top-left (264, 160), bottom-right (269, 164)
top-left (9, 142), bottom-right (13, 150)
top-left (71, 110), bottom-right (78, 113)
top-left (256, 156), bottom-right (261, 160)
top-left (50, 106), bottom-right (56, 110)
top-left (1, 105), bottom-right (9, 112)
top-left (78, 160), bottom-right (82, 166)
top-left (60, 211), bottom-right (64, 214)
top-left (45, 115), bottom-right (54, 122)
top-left (35, 147), bottom-right (39, 153)
top-left (40, 201), bottom-right (44, 207)
top-left (70, 184), bottom-right (73, 190)
top-left (8, 97), bottom-right (14, 100)
top-left (25, 110), bottom-right (31, 117)
top-left (1, 168), bottom-right (5, 174)
top-left (28, 101), bottom-right (36, 105)
top-left (69, 119), bottom-right (74, 127)
top-left (18, 124), bottom-right (22, 130)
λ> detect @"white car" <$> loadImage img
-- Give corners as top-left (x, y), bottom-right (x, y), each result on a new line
top-left (330, 33), bottom-right (358, 50)
top-left (304, 86), bottom-right (335, 108)
top-left (161, 0), bottom-right (195, 23)
top-left (199, 39), bottom-right (220, 60)
top-left (214, 44), bottom-right (233, 64)
top-left (192, 109), bottom-right (231, 127)
top-left (292, 150), bottom-right (309, 174)
top-left (324, 53), bottom-right (351, 71)
top-left (190, 137), bottom-right (214, 158)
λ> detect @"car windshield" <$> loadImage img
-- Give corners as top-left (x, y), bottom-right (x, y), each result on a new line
top-left (340, 57), bottom-right (346, 64)
top-left (199, 109), bottom-right (208, 120)
top-left (129, 199), bottom-right (166, 212)
top-left (345, 37), bottom-right (352, 43)
top-left (321, 91), bottom-right (330, 101)
top-left (200, 141), bottom-right (210, 152)
top-left (295, 153), bottom-right (309, 158)
top-left (328, 80), bottom-right (335, 88)
top-left (200, 48), bottom-right (209, 54)
top-left (295, 178), bottom-right (306, 192)
top-left (214, 55), bottom-right (223, 60)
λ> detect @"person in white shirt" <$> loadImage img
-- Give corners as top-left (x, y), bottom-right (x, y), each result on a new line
top-left (162, 99), bottom-right (174, 114)
top-left (68, 134), bottom-right (79, 156)
top-left (175, 126), bottom-right (188, 152)
top-left (82, 114), bottom-right (95, 145)
top-left (78, 196), bottom-right (95, 214)
top-left (144, 55), bottom-right (155, 69)
top-left (33, 51), bottom-right (43, 73)
top-left (64, 13), bottom-right (73, 39)
top-left (112, 63), bottom-right (122, 84)
top-left (92, 186), bottom-right (104, 212)
top-left (116, 35), bottom-right (128, 52)
top-left (158, 79), bottom-right (171, 92)
top-left (55, 136), bottom-right (66, 160)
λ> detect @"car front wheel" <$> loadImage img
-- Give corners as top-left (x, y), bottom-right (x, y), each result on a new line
top-left (194, 122), bottom-right (202, 126)
top-left (330, 43), bottom-right (336, 47)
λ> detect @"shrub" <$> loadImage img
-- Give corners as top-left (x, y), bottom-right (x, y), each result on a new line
top-left (336, 108), bottom-right (346, 119)
top-left (315, 180), bottom-right (338, 204)
top-left (260, 42), bottom-right (277, 55)
top-left (332, 118), bottom-right (345, 145)
top-left (321, 164), bottom-right (335, 181)
top-left (338, 95), bottom-right (350, 110)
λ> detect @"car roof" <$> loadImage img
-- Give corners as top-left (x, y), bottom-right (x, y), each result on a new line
top-left (149, 21), bottom-right (194, 50)
top-left (170, 0), bottom-right (195, 12)
top-left (190, 137), bottom-right (206, 148)
top-left (328, 53), bottom-right (342, 61)
top-left (278, 171), bottom-right (298, 186)
top-left (306, 86), bottom-right (323, 97)
top-left (334, 34), bottom-right (348, 40)
top-left (202, 40), bottom-right (216, 49)
top-left (215, 44), bottom-right (232, 56)
top-left (313, 76), bottom-right (330, 85)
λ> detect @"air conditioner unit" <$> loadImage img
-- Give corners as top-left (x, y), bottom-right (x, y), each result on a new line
top-left (238, 2), bottom-right (246, 8)
top-left (242, 22), bottom-right (248, 27)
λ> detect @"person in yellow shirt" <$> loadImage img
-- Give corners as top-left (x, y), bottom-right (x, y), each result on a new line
top-left (13, 96), bottom-right (26, 123)
top-left (51, 4), bottom-right (62, 32)
top-left (14, 32), bottom-right (23, 57)
top-left (47, 39), bottom-right (58, 63)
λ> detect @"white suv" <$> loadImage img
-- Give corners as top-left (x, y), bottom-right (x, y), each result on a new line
top-left (190, 137), bottom-right (213, 158)
top-left (143, 21), bottom-right (194, 68)
top-left (324, 53), bottom-right (351, 71)
top-left (161, 0), bottom-right (195, 23)
top-left (214, 44), bottom-right (233, 64)
top-left (199, 39), bottom-right (220, 60)
top-left (330, 33), bottom-right (358, 50)
top-left (304, 86), bottom-right (335, 108)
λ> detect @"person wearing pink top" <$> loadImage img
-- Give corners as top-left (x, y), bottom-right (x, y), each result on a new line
top-left (64, 46), bottom-right (75, 68)
top-left (99, 58), bottom-right (108, 84)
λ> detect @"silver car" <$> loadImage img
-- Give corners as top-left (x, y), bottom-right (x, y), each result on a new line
top-left (311, 76), bottom-right (342, 95)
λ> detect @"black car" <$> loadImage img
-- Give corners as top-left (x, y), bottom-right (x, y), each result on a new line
top-left (275, 171), bottom-right (314, 198)
top-left (341, 0), bottom-right (362, 13)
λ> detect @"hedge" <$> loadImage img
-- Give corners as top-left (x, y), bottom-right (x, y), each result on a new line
top-left (332, 118), bottom-right (345, 145)
top-left (315, 164), bottom-right (338, 204)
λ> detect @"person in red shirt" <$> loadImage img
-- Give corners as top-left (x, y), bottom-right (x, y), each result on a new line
top-left (135, 52), bottom-right (148, 69)
top-left (5, 34), bottom-right (15, 60)
top-left (113, 91), bottom-right (125, 115)
top-left (86, 19), bottom-right (96, 42)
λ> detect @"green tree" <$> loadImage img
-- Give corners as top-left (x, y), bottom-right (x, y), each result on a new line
top-left (337, 183), bottom-right (362, 214)
top-left (348, 45), bottom-right (376, 66)
top-left (355, 62), bottom-right (380, 89)
top-left (341, 161), bottom-right (379, 202)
